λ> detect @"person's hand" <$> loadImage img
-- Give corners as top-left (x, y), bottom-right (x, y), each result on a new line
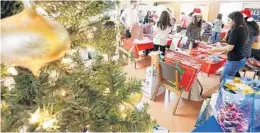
top-left (208, 47), bottom-right (216, 54)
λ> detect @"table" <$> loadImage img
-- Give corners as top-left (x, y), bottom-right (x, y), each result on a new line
top-left (165, 51), bottom-right (201, 92)
top-left (220, 30), bottom-right (227, 40)
top-left (122, 37), bottom-right (172, 58)
top-left (191, 44), bottom-right (227, 76)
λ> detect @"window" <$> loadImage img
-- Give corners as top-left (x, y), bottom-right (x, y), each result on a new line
top-left (219, 2), bottom-right (243, 24)
top-left (180, 3), bottom-right (209, 21)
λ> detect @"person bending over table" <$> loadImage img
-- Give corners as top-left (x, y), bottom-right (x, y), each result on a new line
top-left (202, 11), bottom-right (249, 98)
top-left (143, 11), bottom-right (152, 24)
top-left (185, 8), bottom-right (202, 49)
top-left (152, 11), bottom-right (172, 56)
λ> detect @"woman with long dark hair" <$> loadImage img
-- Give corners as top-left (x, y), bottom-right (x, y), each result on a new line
top-left (202, 11), bottom-right (249, 98)
top-left (241, 8), bottom-right (260, 58)
top-left (210, 11), bottom-right (248, 81)
top-left (153, 11), bottom-right (172, 56)
top-left (143, 11), bottom-right (152, 24)
top-left (185, 8), bottom-right (202, 49)
top-left (235, 9), bottom-right (259, 77)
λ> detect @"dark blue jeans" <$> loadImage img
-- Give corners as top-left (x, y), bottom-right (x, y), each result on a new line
top-left (221, 58), bottom-right (246, 81)
top-left (211, 31), bottom-right (220, 43)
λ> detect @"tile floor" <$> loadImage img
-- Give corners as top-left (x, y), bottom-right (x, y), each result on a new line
top-left (123, 59), bottom-right (256, 132)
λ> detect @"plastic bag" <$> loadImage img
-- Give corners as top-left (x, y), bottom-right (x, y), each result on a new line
top-left (215, 87), bottom-right (254, 132)
top-left (215, 77), bottom-right (260, 132)
top-left (253, 94), bottom-right (260, 131)
top-left (240, 78), bottom-right (260, 132)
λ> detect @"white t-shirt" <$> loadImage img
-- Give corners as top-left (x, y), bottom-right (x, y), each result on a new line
top-left (153, 25), bottom-right (172, 46)
top-left (120, 7), bottom-right (139, 29)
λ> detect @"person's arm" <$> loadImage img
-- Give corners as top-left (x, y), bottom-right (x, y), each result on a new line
top-left (210, 29), bottom-right (237, 53)
top-left (210, 45), bottom-right (234, 53)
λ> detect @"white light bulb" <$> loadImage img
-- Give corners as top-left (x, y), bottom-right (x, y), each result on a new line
top-left (42, 118), bottom-right (56, 129)
top-left (30, 108), bottom-right (40, 124)
top-left (7, 67), bottom-right (18, 75)
top-left (61, 89), bottom-right (66, 96)
top-left (61, 58), bottom-right (73, 64)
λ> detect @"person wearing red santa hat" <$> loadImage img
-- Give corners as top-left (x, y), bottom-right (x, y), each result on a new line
top-left (235, 8), bottom-right (259, 77)
top-left (240, 8), bottom-right (259, 58)
top-left (184, 8), bottom-right (202, 49)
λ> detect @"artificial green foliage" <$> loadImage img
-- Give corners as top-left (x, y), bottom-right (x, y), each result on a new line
top-left (1, 0), bottom-right (154, 132)
top-left (1, 1), bottom-right (24, 19)
top-left (36, 1), bottom-right (120, 55)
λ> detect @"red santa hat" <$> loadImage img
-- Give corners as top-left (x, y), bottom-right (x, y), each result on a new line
top-left (193, 8), bottom-right (202, 16)
top-left (241, 8), bottom-right (254, 22)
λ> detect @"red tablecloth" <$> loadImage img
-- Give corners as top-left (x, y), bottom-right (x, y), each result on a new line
top-left (123, 38), bottom-right (172, 58)
top-left (220, 31), bottom-right (226, 40)
top-left (165, 51), bottom-right (201, 92)
top-left (191, 44), bottom-right (227, 75)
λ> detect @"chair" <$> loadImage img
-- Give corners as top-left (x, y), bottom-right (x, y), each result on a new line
top-left (152, 62), bottom-right (182, 115)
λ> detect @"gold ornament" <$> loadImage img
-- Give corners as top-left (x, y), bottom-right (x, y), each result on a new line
top-left (1, 5), bottom-right (70, 76)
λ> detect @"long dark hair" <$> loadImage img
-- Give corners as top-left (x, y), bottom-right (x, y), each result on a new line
top-left (190, 15), bottom-right (202, 28)
top-left (245, 17), bottom-right (260, 36)
top-left (217, 13), bottom-right (222, 20)
top-left (146, 11), bottom-right (151, 17)
top-left (157, 11), bottom-right (172, 30)
top-left (229, 12), bottom-right (249, 43)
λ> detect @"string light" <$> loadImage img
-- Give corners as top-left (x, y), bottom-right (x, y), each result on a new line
top-left (103, 88), bottom-right (110, 96)
top-left (30, 108), bottom-right (41, 124)
top-left (42, 118), bottom-right (56, 129)
top-left (119, 104), bottom-right (126, 111)
top-left (7, 67), bottom-right (18, 75)
top-left (0, 101), bottom-right (8, 109)
top-left (3, 77), bottom-right (15, 91)
top-left (61, 58), bottom-right (73, 64)
top-left (61, 89), bottom-right (66, 96)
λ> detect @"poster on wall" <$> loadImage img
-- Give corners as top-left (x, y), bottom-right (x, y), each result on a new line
top-left (249, 8), bottom-right (260, 22)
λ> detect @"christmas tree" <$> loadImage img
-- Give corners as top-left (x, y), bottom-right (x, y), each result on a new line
top-left (1, 1), bottom-right (154, 132)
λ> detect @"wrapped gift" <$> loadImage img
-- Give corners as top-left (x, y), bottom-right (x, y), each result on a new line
top-left (215, 77), bottom-right (260, 132)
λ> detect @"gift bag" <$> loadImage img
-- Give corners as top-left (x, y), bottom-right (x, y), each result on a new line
top-left (253, 94), bottom-right (260, 131)
top-left (240, 78), bottom-right (260, 132)
top-left (141, 66), bottom-right (165, 99)
top-left (215, 78), bottom-right (260, 132)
